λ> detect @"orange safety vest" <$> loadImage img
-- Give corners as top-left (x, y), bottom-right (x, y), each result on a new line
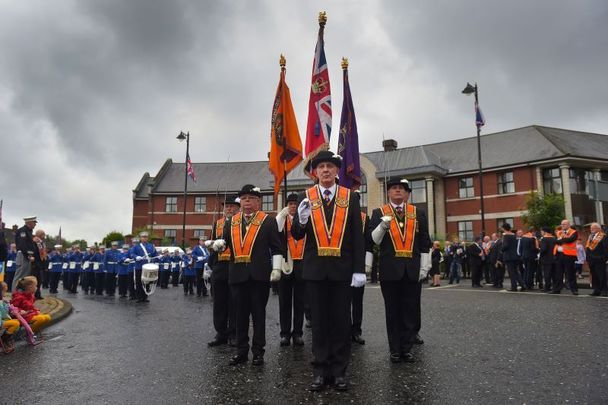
top-left (215, 218), bottom-right (232, 261)
top-left (230, 211), bottom-right (268, 263)
top-left (586, 232), bottom-right (605, 251)
top-left (286, 216), bottom-right (305, 260)
top-left (306, 185), bottom-right (350, 257)
top-left (554, 228), bottom-right (577, 256)
top-left (381, 204), bottom-right (417, 257)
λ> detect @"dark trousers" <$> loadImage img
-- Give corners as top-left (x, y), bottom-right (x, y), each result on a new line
top-left (95, 272), bottom-right (105, 295)
top-left (135, 269), bottom-right (147, 300)
top-left (49, 272), bottom-right (62, 293)
top-left (279, 274), bottom-right (305, 338)
top-left (470, 263), bottom-right (483, 286)
top-left (350, 286), bottom-right (364, 337)
top-left (414, 282), bottom-right (422, 334)
top-left (105, 273), bottom-right (116, 296)
top-left (128, 272), bottom-right (136, 298)
top-left (183, 275), bottom-right (195, 293)
top-left (505, 261), bottom-right (524, 290)
top-left (62, 271), bottom-right (69, 290)
top-left (522, 259), bottom-right (537, 288)
top-left (68, 272), bottom-right (80, 292)
top-left (492, 263), bottom-right (504, 287)
top-left (195, 268), bottom-right (207, 296)
top-left (42, 268), bottom-right (50, 288)
top-left (171, 272), bottom-right (180, 286)
top-left (232, 280), bottom-right (270, 357)
top-left (82, 272), bottom-right (94, 292)
top-left (307, 280), bottom-right (352, 378)
top-left (117, 274), bottom-right (129, 297)
top-left (589, 260), bottom-right (607, 295)
top-left (159, 271), bottom-right (170, 288)
top-left (212, 277), bottom-right (236, 340)
top-left (555, 254), bottom-right (577, 293)
top-left (5, 272), bottom-right (15, 291)
top-left (380, 276), bottom-right (419, 355)
top-left (483, 261), bottom-right (493, 284)
top-left (541, 262), bottom-right (554, 291)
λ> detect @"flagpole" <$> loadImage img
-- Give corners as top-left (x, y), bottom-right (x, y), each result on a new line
top-left (280, 55), bottom-right (289, 207)
top-left (178, 131), bottom-right (190, 249)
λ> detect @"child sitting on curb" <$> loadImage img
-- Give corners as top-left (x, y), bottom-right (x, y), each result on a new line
top-left (1, 282), bottom-right (19, 354)
top-left (11, 276), bottom-right (51, 333)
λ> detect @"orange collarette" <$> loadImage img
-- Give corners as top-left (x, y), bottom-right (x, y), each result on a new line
top-left (381, 203), bottom-right (417, 257)
top-left (215, 217), bottom-right (232, 261)
top-left (230, 211), bottom-right (268, 263)
top-left (287, 216), bottom-right (305, 260)
top-left (306, 185), bottom-right (350, 257)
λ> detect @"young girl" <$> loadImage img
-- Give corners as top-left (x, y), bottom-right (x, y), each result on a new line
top-left (182, 250), bottom-right (196, 295)
top-left (11, 276), bottom-right (51, 333)
top-left (1, 282), bottom-right (19, 353)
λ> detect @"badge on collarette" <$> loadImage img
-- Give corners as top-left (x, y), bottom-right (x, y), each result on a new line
top-left (310, 199), bottom-right (322, 210)
top-left (232, 218), bottom-right (241, 226)
top-left (406, 212), bottom-right (417, 219)
top-left (335, 196), bottom-right (349, 208)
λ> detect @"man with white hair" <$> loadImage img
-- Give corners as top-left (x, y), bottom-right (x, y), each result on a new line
top-left (553, 219), bottom-right (579, 295)
top-left (586, 222), bottom-right (607, 296)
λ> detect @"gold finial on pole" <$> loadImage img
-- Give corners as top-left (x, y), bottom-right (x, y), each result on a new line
top-left (318, 11), bottom-right (327, 27)
top-left (341, 57), bottom-right (349, 70)
top-left (279, 54), bottom-right (286, 71)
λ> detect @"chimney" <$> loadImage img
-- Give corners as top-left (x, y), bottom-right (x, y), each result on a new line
top-left (382, 139), bottom-right (398, 152)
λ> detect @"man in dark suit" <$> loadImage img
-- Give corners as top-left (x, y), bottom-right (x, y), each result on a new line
top-left (369, 178), bottom-right (431, 364)
top-left (291, 151), bottom-right (365, 392)
top-left (466, 236), bottom-right (484, 287)
top-left (520, 227), bottom-right (539, 289)
top-left (219, 185), bottom-right (283, 366)
top-left (539, 227), bottom-right (556, 293)
top-left (501, 223), bottom-right (526, 291)
top-left (488, 232), bottom-right (504, 288)
top-left (586, 222), bottom-right (608, 297)
top-left (207, 195), bottom-right (240, 348)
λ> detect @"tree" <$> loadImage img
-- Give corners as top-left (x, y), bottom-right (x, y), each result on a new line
top-left (71, 239), bottom-right (88, 250)
top-left (521, 192), bottom-right (565, 230)
top-left (101, 231), bottom-right (125, 247)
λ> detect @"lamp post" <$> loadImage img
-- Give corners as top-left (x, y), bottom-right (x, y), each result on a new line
top-left (462, 82), bottom-right (486, 236)
top-left (177, 131), bottom-right (190, 249)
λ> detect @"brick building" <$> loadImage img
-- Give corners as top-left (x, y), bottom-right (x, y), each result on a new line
top-left (133, 125), bottom-right (608, 244)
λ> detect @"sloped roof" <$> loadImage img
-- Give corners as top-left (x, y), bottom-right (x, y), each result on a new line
top-left (133, 172), bottom-right (153, 199)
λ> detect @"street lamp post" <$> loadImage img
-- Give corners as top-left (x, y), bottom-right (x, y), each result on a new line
top-left (462, 82), bottom-right (486, 237)
top-left (177, 131), bottom-right (190, 249)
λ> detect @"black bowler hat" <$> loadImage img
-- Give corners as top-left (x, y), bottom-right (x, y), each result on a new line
top-left (286, 193), bottom-right (299, 203)
top-left (222, 195), bottom-right (241, 206)
top-left (386, 178), bottom-right (412, 192)
top-left (311, 150), bottom-right (342, 169)
top-left (238, 184), bottom-right (262, 198)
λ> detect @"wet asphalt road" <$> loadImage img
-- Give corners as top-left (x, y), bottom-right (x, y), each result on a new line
top-left (2, 282), bottom-right (607, 405)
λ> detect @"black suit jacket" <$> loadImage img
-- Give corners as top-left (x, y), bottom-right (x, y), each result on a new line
top-left (466, 243), bottom-right (483, 267)
top-left (586, 234), bottom-right (608, 263)
top-left (369, 204), bottom-right (431, 282)
top-left (539, 236), bottom-right (556, 264)
top-left (223, 212), bottom-right (282, 285)
top-left (0, 231), bottom-right (7, 262)
top-left (291, 186), bottom-right (365, 281)
top-left (488, 240), bottom-right (502, 265)
top-left (520, 236), bottom-right (539, 260)
top-left (501, 233), bottom-right (519, 262)
top-left (209, 218), bottom-right (229, 282)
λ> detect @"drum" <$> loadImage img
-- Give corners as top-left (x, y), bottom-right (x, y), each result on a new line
top-left (142, 263), bottom-right (159, 283)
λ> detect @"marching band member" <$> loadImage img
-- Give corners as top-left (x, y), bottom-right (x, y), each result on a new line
top-left (104, 242), bottom-right (121, 297)
top-left (182, 249), bottom-right (196, 295)
top-left (218, 184), bottom-right (283, 366)
top-left (48, 244), bottom-right (64, 294)
top-left (192, 238), bottom-right (210, 297)
top-left (67, 244), bottom-right (84, 294)
top-left (130, 232), bottom-right (158, 303)
top-left (82, 246), bottom-right (96, 294)
top-left (127, 238), bottom-right (139, 300)
top-left (370, 178), bottom-right (431, 364)
top-left (117, 244), bottom-right (131, 298)
top-left (171, 249), bottom-right (181, 287)
top-left (291, 151), bottom-right (365, 392)
top-left (207, 195), bottom-right (239, 347)
top-left (158, 248), bottom-right (172, 289)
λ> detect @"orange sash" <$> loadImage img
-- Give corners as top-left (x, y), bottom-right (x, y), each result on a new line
top-left (215, 218), bottom-right (232, 262)
top-left (381, 204), bottom-right (417, 257)
top-left (230, 211), bottom-right (267, 263)
top-left (586, 232), bottom-right (605, 251)
top-left (286, 216), bottom-right (305, 260)
top-left (360, 212), bottom-right (367, 234)
top-left (306, 185), bottom-right (350, 257)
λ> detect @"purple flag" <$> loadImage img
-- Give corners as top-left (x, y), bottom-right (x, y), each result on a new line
top-left (475, 101), bottom-right (485, 128)
top-left (337, 60), bottom-right (361, 190)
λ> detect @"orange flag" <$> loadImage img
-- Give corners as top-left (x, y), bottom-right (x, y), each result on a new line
top-left (269, 55), bottom-right (303, 196)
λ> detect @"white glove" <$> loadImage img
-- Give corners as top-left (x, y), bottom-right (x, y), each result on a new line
top-left (351, 273), bottom-right (366, 288)
top-left (380, 215), bottom-right (392, 229)
top-left (282, 258), bottom-right (293, 275)
top-left (135, 256), bottom-right (144, 261)
top-left (212, 239), bottom-right (226, 252)
top-left (297, 198), bottom-right (312, 225)
top-left (372, 218), bottom-right (391, 245)
top-left (204, 240), bottom-right (214, 248)
top-left (271, 254), bottom-right (283, 281)
top-left (420, 252), bottom-right (431, 271)
top-left (276, 207), bottom-right (290, 232)
top-left (270, 269), bottom-right (282, 282)
top-left (196, 257), bottom-right (204, 262)
top-left (365, 251), bottom-right (373, 276)
top-left (419, 267), bottom-right (429, 282)
top-left (203, 269), bottom-right (212, 280)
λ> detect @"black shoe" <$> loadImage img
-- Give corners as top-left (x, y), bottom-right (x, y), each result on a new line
top-left (208, 338), bottom-right (227, 347)
top-left (310, 376), bottom-right (325, 392)
top-left (589, 293), bottom-right (600, 297)
top-left (197, 293), bottom-right (201, 297)
top-left (252, 355), bottom-right (264, 366)
top-left (548, 291), bottom-right (561, 294)
top-left (280, 336), bottom-right (291, 346)
top-left (572, 291), bottom-right (578, 296)
top-left (509, 289), bottom-right (517, 292)
top-left (334, 376), bottom-right (348, 391)
top-left (292, 336), bottom-right (304, 346)
top-left (401, 352), bottom-right (415, 363)
top-left (414, 334), bottom-right (424, 345)
top-left (352, 335), bottom-right (365, 345)
top-left (390, 353), bottom-right (402, 363)
top-left (229, 354), bottom-right (248, 365)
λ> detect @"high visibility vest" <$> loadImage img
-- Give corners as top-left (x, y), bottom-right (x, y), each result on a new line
top-left (555, 228), bottom-right (577, 256)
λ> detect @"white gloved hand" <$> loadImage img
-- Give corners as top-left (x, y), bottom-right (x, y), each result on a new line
top-left (419, 267), bottom-right (429, 282)
top-left (277, 206), bottom-right (289, 220)
top-left (212, 239), bottom-right (226, 252)
top-left (381, 215), bottom-right (392, 229)
top-left (281, 258), bottom-right (293, 275)
top-left (297, 198), bottom-right (312, 225)
top-left (420, 252), bottom-right (431, 271)
top-left (204, 240), bottom-right (214, 248)
top-left (365, 251), bottom-right (373, 276)
top-left (203, 268), bottom-right (212, 280)
top-left (270, 269), bottom-right (282, 282)
top-left (271, 254), bottom-right (283, 281)
top-left (276, 206), bottom-right (290, 232)
top-left (351, 273), bottom-right (367, 288)
top-left (196, 257), bottom-right (203, 262)
top-left (135, 256), bottom-right (144, 261)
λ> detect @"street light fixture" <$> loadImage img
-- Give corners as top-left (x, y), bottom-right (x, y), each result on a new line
top-left (177, 131), bottom-right (190, 249)
top-left (461, 82), bottom-right (486, 237)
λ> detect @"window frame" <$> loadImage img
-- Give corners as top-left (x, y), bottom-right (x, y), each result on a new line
top-left (457, 221), bottom-right (474, 241)
top-left (458, 177), bottom-right (474, 198)
top-left (497, 171), bottom-right (515, 195)
top-left (262, 194), bottom-right (274, 211)
top-left (165, 196), bottom-right (178, 213)
top-left (194, 196), bottom-right (206, 213)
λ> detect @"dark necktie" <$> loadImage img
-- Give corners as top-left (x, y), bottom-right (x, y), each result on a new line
top-left (323, 189), bottom-right (331, 204)
top-left (395, 205), bottom-right (403, 216)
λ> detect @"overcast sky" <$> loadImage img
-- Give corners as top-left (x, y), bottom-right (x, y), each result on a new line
top-left (1, 0), bottom-right (607, 243)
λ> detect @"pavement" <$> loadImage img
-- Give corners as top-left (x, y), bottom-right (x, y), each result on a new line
top-left (2, 281), bottom-right (607, 404)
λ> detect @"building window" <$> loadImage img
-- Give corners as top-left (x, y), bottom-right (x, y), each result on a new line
top-left (569, 168), bottom-right (593, 194)
top-left (496, 218), bottom-right (514, 231)
top-left (262, 194), bottom-right (274, 211)
top-left (194, 196), bottom-right (206, 212)
top-left (165, 197), bottom-right (177, 212)
top-left (542, 168), bottom-right (562, 194)
top-left (458, 177), bottom-right (474, 198)
top-left (497, 171), bottom-right (515, 194)
top-left (409, 180), bottom-right (427, 204)
top-left (457, 221), bottom-right (474, 241)
top-left (193, 229), bottom-right (206, 239)
top-left (164, 229), bottom-right (177, 244)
